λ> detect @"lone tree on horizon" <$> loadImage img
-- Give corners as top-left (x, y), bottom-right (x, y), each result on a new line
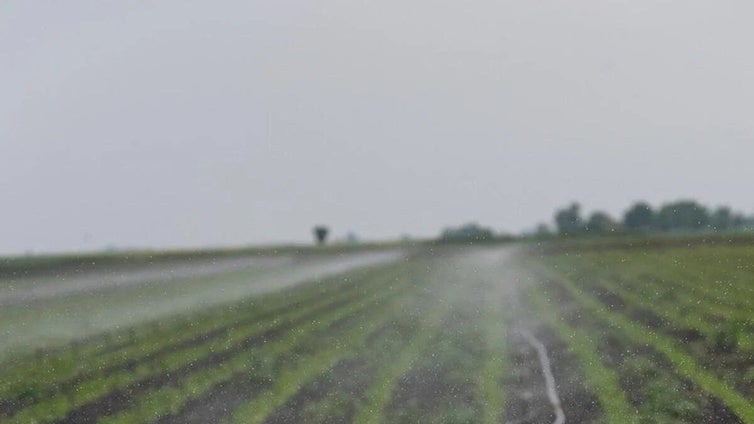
top-left (313, 226), bottom-right (329, 245)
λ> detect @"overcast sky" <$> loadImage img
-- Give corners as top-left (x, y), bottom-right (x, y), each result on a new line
top-left (2, 1), bottom-right (753, 254)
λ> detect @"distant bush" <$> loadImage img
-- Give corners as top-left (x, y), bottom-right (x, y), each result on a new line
top-left (585, 211), bottom-right (619, 234)
top-left (438, 223), bottom-right (494, 243)
top-left (553, 203), bottom-right (620, 236)
top-left (656, 201), bottom-right (710, 231)
top-left (554, 203), bottom-right (585, 236)
top-left (623, 202), bottom-right (654, 231)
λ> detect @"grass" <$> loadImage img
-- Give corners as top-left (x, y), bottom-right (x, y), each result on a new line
top-left (478, 291), bottom-right (508, 424)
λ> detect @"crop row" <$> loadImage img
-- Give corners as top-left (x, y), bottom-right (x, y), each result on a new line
top-left (0, 262), bottom-right (408, 423)
top-left (99, 272), bottom-right (414, 424)
top-left (542, 250), bottom-right (754, 397)
top-left (232, 256), bottom-right (512, 424)
top-left (529, 258), bottom-right (754, 422)
top-left (0, 264), bottom-right (390, 409)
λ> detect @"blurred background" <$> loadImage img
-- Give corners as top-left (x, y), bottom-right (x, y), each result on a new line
top-left (3, 0), bottom-right (754, 255)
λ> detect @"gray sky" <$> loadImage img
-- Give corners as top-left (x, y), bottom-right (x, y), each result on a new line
top-left (2, 1), bottom-right (753, 254)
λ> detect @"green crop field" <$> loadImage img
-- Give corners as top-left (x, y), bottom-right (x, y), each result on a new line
top-left (529, 239), bottom-right (754, 423)
top-left (0, 239), bottom-right (753, 423)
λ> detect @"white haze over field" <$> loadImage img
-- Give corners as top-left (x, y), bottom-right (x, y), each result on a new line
top-left (0, 249), bottom-right (404, 359)
top-left (2, 1), bottom-right (754, 254)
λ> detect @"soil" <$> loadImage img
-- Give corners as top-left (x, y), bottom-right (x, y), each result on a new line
top-left (263, 358), bottom-right (376, 424)
top-left (504, 326), bottom-right (601, 424)
top-left (388, 366), bottom-right (477, 418)
top-left (701, 397), bottom-right (746, 424)
top-left (1, 288), bottom-right (360, 419)
top-left (668, 328), bottom-right (705, 343)
top-left (155, 295), bottom-right (396, 424)
top-left (626, 307), bottom-right (669, 330)
top-left (156, 374), bottom-right (270, 424)
top-left (596, 322), bottom-right (743, 424)
top-left (51, 293), bottom-right (369, 424)
top-left (591, 287), bottom-right (627, 311)
top-left (702, 352), bottom-right (754, 399)
top-left (530, 276), bottom-right (744, 423)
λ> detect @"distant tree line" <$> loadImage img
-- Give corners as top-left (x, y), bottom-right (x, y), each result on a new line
top-left (549, 200), bottom-right (754, 236)
top-left (439, 223), bottom-right (495, 242)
